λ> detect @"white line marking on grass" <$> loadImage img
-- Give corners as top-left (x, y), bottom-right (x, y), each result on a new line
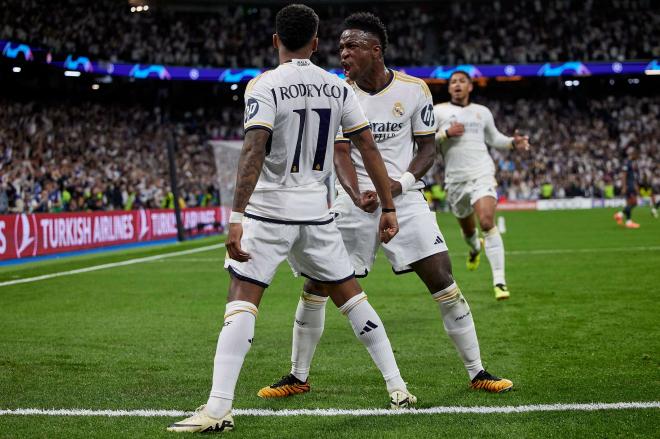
top-left (0, 243), bottom-right (225, 288)
top-left (1, 402), bottom-right (658, 417)
top-left (506, 246), bottom-right (660, 256)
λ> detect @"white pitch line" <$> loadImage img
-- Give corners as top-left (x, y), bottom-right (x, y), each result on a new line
top-left (0, 402), bottom-right (658, 417)
top-left (0, 243), bottom-right (225, 288)
top-left (505, 246), bottom-right (660, 256)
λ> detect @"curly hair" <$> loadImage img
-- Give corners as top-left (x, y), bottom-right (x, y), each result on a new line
top-left (275, 4), bottom-right (319, 51)
top-left (343, 12), bottom-right (389, 54)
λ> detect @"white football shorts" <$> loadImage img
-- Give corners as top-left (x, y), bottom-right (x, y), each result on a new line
top-left (446, 174), bottom-right (498, 219)
top-left (225, 215), bottom-right (355, 288)
top-left (329, 190), bottom-right (448, 276)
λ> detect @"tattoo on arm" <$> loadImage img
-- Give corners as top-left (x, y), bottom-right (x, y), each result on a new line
top-left (409, 136), bottom-right (436, 179)
top-left (232, 129), bottom-right (269, 212)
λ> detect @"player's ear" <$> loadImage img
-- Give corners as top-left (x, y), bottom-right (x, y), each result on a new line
top-left (468, 81), bottom-right (474, 92)
top-left (311, 36), bottom-right (319, 53)
top-left (273, 34), bottom-right (279, 50)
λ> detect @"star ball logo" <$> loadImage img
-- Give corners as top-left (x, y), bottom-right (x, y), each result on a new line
top-left (244, 98), bottom-right (259, 123)
top-left (421, 104), bottom-right (435, 127)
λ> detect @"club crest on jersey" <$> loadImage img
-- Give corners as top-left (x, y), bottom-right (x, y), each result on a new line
top-left (392, 102), bottom-right (405, 117)
top-left (421, 103), bottom-right (435, 127)
top-left (244, 97), bottom-right (259, 123)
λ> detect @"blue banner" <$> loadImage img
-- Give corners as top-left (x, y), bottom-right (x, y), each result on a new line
top-left (2, 40), bottom-right (658, 82)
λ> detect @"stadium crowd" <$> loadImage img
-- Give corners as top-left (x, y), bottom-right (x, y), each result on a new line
top-left (1, 92), bottom-right (657, 214)
top-left (467, 95), bottom-right (659, 201)
top-left (1, 0), bottom-right (657, 68)
top-left (0, 99), bottom-right (240, 214)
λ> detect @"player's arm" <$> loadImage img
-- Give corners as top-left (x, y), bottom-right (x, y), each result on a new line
top-left (349, 129), bottom-right (398, 242)
top-left (484, 108), bottom-right (529, 151)
top-left (228, 75), bottom-right (275, 262)
top-left (390, 135), bottom-right (436, 197)
top-left (226, 128), bottom-right (270, 262)
top-left (334, 139), bottom-right (378, 213)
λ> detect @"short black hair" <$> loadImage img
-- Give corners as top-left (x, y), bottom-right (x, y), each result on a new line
top-left (275, 4), bottom-right (319, 51)
top-left (449, 70), bottom-right (472, 81)
top-left (343, 12), bottom-right (388, 54)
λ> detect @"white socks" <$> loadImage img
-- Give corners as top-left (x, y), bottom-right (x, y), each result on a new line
top-left (484, 227), bottom-right (506, 286)
top-left (290, 291), bottom-right (328, 382)
top-left (206, 300), bottom-right (258, 419)
top-left (463, 230), bottom-right (481, 253)
top-left (339, 292), bottom-right (407, 394)
top-left (433, 282), bottom-right (483, 380)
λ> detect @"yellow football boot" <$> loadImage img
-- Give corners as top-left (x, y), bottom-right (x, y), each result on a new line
top-left (257, 374), bottom-right (310, 398)
top-left (494, 283), bottom-right (510, 301)
top-left (470, 370), bottom-right (513, 393)
top-left (466, 238), bottom-right (484, 271)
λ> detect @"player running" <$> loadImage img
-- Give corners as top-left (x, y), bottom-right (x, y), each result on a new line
top-left (613, 147), bottom-right (641, 228)
top-left (167, 5), bottom-right (415, 434)
top-left (258, 12), bottom-right (512, 401)
top-left (434, 71), bottom-right (530, 300)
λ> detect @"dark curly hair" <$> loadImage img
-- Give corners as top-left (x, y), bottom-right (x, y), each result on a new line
top-left (343, 12), bottom-right (388, 54)
top-left (449, 70), bottom-right (472, 82)
top-left (275, 4), bottom-right (319, 51)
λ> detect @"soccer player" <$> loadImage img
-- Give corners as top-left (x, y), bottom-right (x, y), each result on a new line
top-left (434, 71), bottom-right (530, 300)
top-left (167, 5), bottom-right (415, 433)
top-left (613, 147), bottom-right (641, 228)
top-left (258, 12), bottom-right (512, 401)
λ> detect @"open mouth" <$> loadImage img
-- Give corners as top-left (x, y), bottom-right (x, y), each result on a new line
top-left (341, 62), bottom-right (351, 76)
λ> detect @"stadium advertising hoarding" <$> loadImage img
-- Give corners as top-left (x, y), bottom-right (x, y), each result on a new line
top-left (1, 40), bottom-right (658, 82)
top-left (0, 207), bottom-right (225, 261)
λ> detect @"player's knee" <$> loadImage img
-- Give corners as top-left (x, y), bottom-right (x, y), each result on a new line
top-left (304, 279), bottom-right (327, 296)
top-left (479, 216), bottom-right (494, 231)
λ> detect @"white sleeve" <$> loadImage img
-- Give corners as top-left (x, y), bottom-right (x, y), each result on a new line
top-left (483, 107), bottom-right (513, 150)
top-left (411, 82), bottom-right (437, 137)
top-left (243, 76), bottom-right (276, 134)
top-left (340, 86), bottom-right (370, 137)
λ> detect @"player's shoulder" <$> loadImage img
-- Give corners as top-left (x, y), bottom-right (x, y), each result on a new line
top-left (433, 101), bottom-right (451, 109)
top-left (246, 70), bottom-right (274, 93)
top-left (471, 102), bottom-right (492, 113)
top-left (393, 71), bottom-right (431, 97)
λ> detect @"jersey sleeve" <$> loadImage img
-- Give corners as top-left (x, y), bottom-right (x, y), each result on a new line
top-left (340, 86), bottom-right (370, 137)
top-left (243, 75), bottom-right (276, 134)
top-left (335, 127), bottom-right (350, 144)
top-left (483, 107), bottom-right (513, 149)
top-left (412, 81), bottom-right (437, 137)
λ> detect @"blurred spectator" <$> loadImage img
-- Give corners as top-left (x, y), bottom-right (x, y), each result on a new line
top-left (0, 99), bottom-right (240, 213)
top-left (1, 0), bottom-right (657, 68)
top-left (434, 95), bottom-right (659, 201)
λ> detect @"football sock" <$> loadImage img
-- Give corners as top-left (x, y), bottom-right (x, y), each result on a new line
top-left (463, 230), bottom-right (481, 253)
top-left (433, 282), bottom-right (484, 380)
top-left (339, 292), bottom-right (407, 393)
top-left (484, 226), bottom-right (506, 286)
top-left (290, 291), bottom-right (328, 382)
top-left (623, 205), bottom-right (633, 220)
top-left (207, 300), bottom-right (257, 418)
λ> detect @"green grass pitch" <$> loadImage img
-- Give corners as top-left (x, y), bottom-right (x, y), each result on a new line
top-left (0, 208), bottom-right (658, 438)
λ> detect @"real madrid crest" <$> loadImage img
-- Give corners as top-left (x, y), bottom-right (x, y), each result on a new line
top-left (392, 102), bottom-right (405, 117)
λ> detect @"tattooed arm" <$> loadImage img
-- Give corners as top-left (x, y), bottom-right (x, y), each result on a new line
top-left (390, 135), bottom-right (436, 197)
top-left (226, 128), bottom-right (270, 262)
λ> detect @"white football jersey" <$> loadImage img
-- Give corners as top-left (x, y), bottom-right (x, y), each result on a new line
top-left (243, 59), bottom-right (370, 222)
top-left (336, 70), bottom-right (437, 193)
top-left (434, 102), bottom-right (513, 183)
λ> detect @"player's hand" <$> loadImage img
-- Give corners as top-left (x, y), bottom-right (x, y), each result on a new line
top-left (379, 211), bottom-right (399, 243)
top-left (447, 121), bottom-right (465, 137)
top-left (513, 129), bottom-right (530, 151)
top-left (356, 190), bottom-right (379, 213)
top-left (226, 223), bottom-right (251, 262)
top-left (389, 177), bottom-right (403, 197)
